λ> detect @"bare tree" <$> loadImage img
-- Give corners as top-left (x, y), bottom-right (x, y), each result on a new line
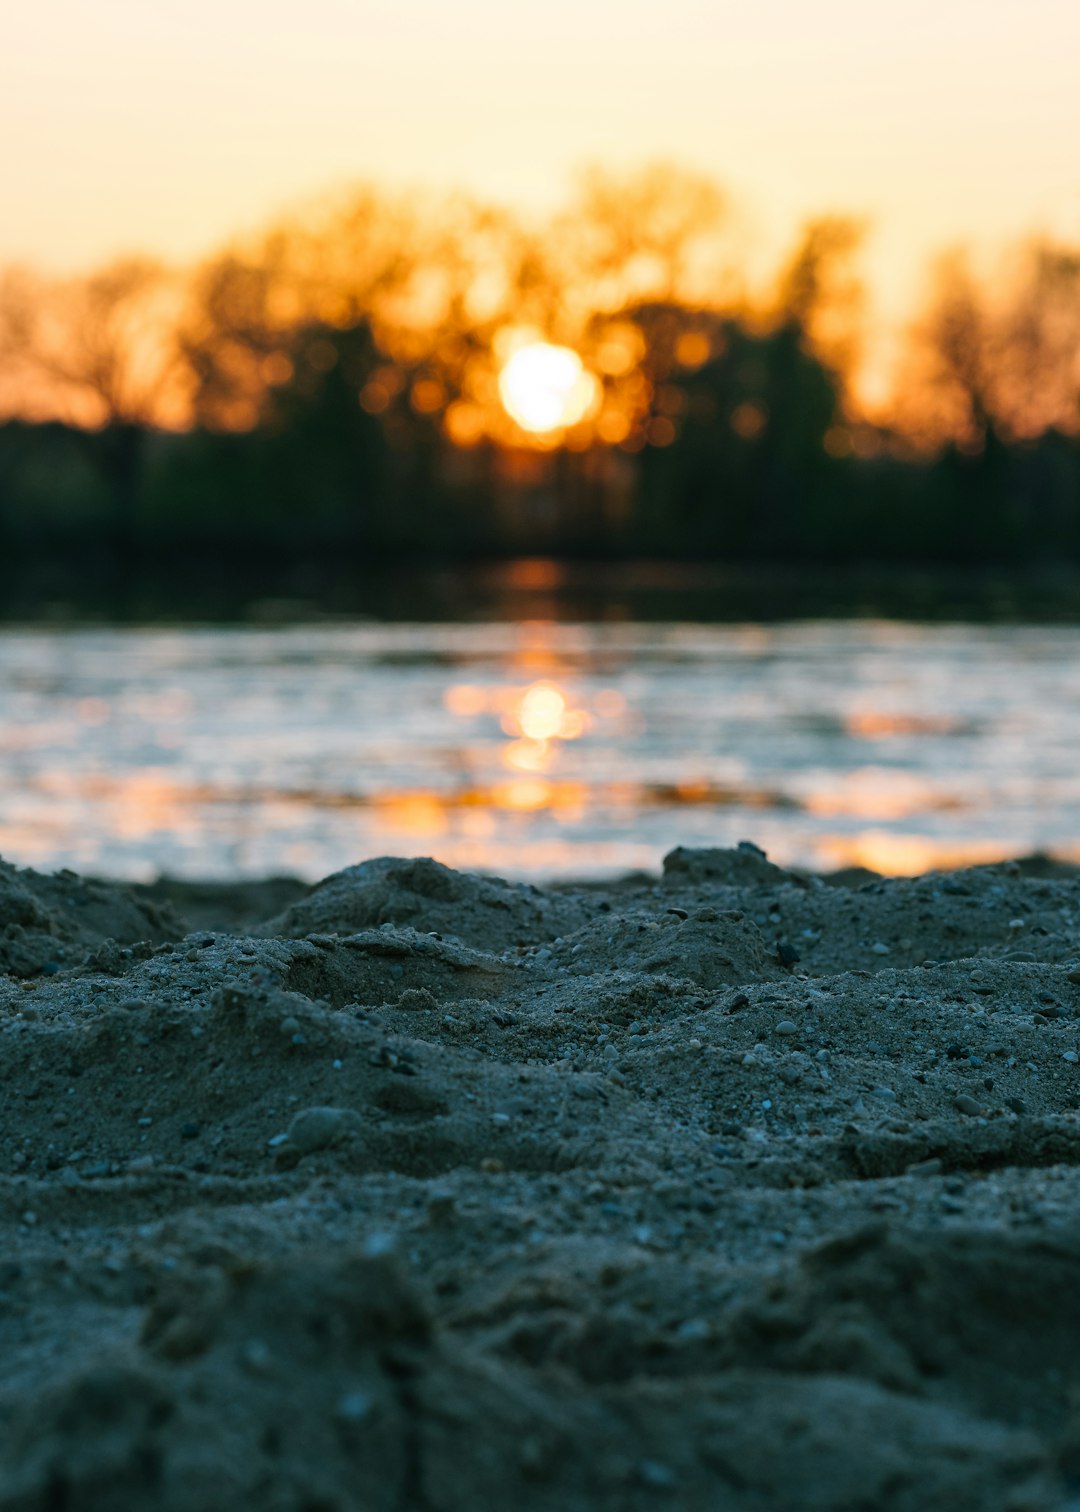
top-left (0, 257), bottom-right (187, 428)
top-left (994, 242), bottom-right (1080, 440)
top-left (0, 258), bottom-right (190, 548)
top-left (773, 216), bottom-right (866, 383)
top-left (550, 163), bottom-right (733, 318)
top-left (893, 241), bottom-right (1080, 451)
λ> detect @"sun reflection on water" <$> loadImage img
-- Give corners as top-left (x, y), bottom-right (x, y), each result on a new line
top-left (6, 619), bottom-right (1080, 883)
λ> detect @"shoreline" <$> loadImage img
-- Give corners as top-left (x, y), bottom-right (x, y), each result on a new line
top-left (2, 843), bottom-right (1080, 1507)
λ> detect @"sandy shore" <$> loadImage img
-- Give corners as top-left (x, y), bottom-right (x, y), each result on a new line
top-left (3, 843), bottom-right (1080, 1509)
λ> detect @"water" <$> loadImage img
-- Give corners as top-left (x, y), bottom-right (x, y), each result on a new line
top-left (1, 618), bottom-right (1078, 882)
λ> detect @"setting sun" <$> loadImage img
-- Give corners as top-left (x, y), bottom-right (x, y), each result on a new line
top-left (498, 343), bottom-right (598, 435)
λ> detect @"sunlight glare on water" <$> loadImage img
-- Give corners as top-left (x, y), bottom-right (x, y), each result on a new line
top-left (1, 619), bottom-right (1079, 881)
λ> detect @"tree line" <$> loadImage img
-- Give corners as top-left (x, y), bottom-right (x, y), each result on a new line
top-left (1, 167), bottom-right (1078, 571)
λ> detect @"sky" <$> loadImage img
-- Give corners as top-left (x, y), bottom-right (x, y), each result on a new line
top-left (4, 0), bottom-right (1080, 374)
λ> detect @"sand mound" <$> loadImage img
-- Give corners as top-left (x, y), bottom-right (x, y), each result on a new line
top-left (0, 857), bottom-right (184, 977)
top-left (259, 854), bottom-right (592, 951)
top-left (4, 844), bottom-right (1080, 1509)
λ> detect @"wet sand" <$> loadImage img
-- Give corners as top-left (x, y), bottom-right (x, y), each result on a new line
top-left (3, 844), bottom-right (1080, 1509)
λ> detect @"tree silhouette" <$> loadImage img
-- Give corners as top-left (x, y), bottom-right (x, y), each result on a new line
top-left (0, 258), bottom-right (188, 550)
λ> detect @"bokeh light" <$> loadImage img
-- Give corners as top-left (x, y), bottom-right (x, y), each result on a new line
top-left (498, 342), bottom-right (599, 434)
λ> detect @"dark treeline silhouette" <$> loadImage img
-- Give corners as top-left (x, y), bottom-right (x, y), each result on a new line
top-left (1, 170), bottom-right (1079, 582)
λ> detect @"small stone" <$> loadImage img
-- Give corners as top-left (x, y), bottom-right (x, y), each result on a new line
top-left (675, 1318), bottom-right (709, 1341)
top-left (286, 1105), bottom-right (361, 1155)
top-left (637, 1459), bottom-right (677, 1489)
top-left (1064, 1051), bottom-right (1079, 1064)
top-left (906, 1157), bottom-right (944, 1177)
top-left (241, 1339), bottom-right (274, 1376)
top-left (774, 1020), bottom-right (798, 1037)
top-left (335, 1390), bottom-right (373, 1423)
top-left (871, 942), bottom-right (891, 956)
top-left (870, 1086), bottom-right (897, 1102)
top-left (954, 1094), bottom-right (984, 1117)
top-left (1005, 1096), bottom-right (1026, 1115)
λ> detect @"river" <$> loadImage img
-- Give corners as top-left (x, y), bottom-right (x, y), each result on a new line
top-left (1, 617), bottom-right (1077, 881)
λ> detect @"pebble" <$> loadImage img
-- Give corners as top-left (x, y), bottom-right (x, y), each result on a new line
top-left (241, 1339), bottom-right (274, 1376)
top-left (637, 1460), bottom-right (677, 1489)
top-left (906, 1157), bottom-right (944, 1177)
top-left (954, 1094), bottom-right (985, 1117)
top-left (285, 1105), bottom-right (361, 1155)
top-left (774, 1020), bottom-right (798, 1037)
top-left (1064, 1051), bottom-right (1079, 1064)
top-left (335, 1390), bottom-right (374, 1424)
top-left (871, 942), bottom-right (891, 956)
top-left (675, 1318), bottom-right (709, 1341)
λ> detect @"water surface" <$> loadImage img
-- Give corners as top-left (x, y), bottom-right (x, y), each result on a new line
top-left (1, 619), bottom-right (1077, 881)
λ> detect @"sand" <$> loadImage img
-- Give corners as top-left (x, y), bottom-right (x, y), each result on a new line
top-left (4, 843), bottom-right (1080, 1508)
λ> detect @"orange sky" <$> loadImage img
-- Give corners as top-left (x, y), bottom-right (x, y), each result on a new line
top-left (4, 0), bottom-right (1080, 394)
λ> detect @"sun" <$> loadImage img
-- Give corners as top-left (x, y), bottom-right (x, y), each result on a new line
top-left (498, 342), bottom-right (598, 435)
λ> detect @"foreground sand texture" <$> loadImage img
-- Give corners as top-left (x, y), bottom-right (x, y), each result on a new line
top-left (6, 846), bottom-right (1080, 1508)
